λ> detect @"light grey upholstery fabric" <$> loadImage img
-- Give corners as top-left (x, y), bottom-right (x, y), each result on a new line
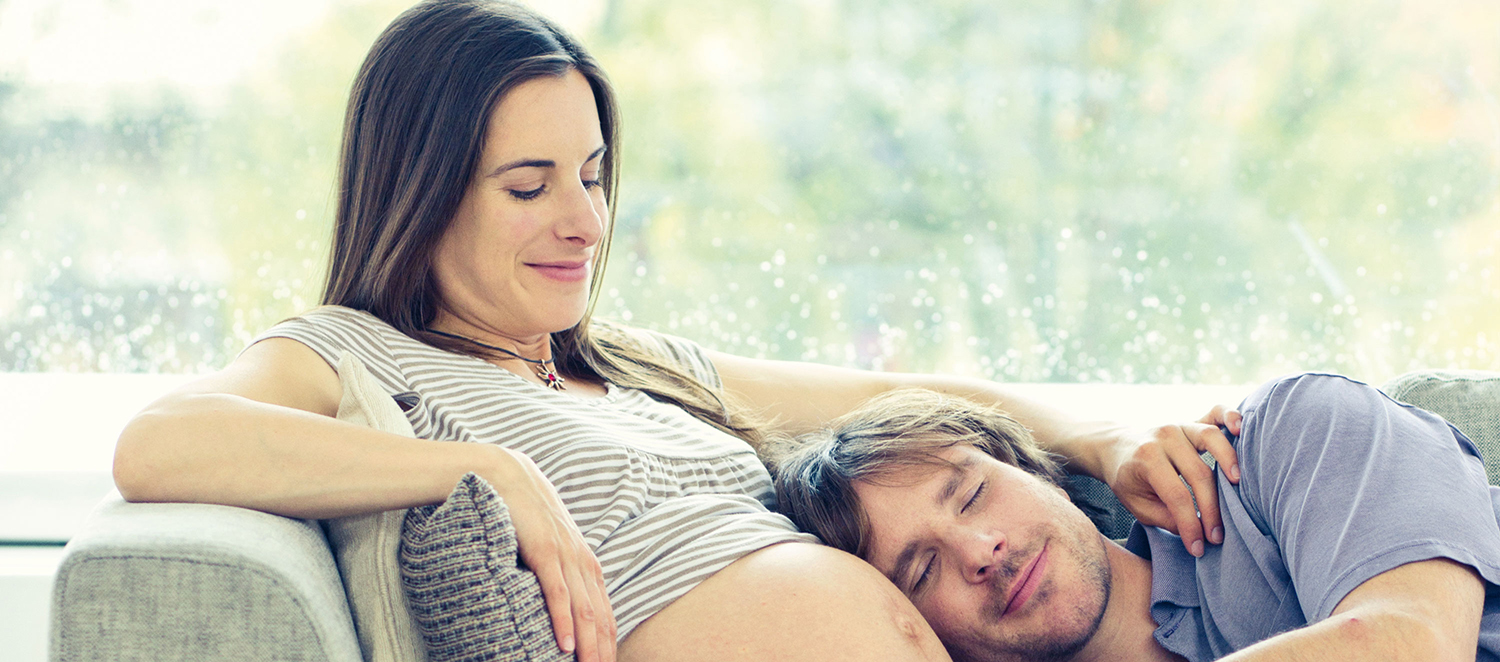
top-left (1383, 369), bottom-right (1500, 484)
top-left (50, 493), bottom-right (362, 662)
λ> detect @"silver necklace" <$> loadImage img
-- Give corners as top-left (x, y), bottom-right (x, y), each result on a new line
top-left (429, 329), bottom-right (566, 391)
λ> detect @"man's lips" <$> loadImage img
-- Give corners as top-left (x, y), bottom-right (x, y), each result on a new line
top-left (1001, 542), bottom-right (1048, 618)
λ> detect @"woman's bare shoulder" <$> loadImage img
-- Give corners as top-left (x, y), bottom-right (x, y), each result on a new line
top-left (161, 336), bottom-right (342, 418)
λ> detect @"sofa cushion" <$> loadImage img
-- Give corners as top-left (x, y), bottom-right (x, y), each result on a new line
top-left (324, 351), bottom-right (430, 662)
top-left (1383, 369), bottom-right (1500, 484)
top-left (400, 473), bottom-right (569, 662)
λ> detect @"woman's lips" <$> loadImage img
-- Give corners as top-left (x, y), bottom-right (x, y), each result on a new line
top-left (528, 260), bottom-right (590, 282)
top-left (1001, 542), bottom-right (1048, 618)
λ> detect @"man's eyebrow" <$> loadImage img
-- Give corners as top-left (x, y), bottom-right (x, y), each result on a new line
top-left (937, 454), bottom-right (977, 505)
top-left (485, 145), bottom-right (607, 178)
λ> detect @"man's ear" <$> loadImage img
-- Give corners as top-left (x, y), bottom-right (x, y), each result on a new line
top-left (1035, 471), bottom-right (1073, 502)
top-left (1050, 481), bottom-right (1071, 501)
top-left (1057, 477), bottom-right (1116, 535)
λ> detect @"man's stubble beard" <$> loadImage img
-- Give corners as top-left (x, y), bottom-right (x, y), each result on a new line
top-left (951, 522), bottom-right (1112, 662)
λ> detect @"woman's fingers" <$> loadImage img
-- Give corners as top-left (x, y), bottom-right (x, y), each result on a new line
top-left (1196, 405), bottom-right (1244, 481)
top-left (491, 448), bottom-right (616, 661)
top-left (568, 557), bottom-right (617, 662)
top-left (1113, 417), bottom-right (1244, 556)
top-left (1197, 420), bottom-right (1241, 483)
top-left (531, 556), bottom-right (578, 655)
top-left (524, 531), bottom-right (615, 661)
top-left (587, 558), bottom-right (617, 661)
top-left (1197, 403), bottom-right (1244, 437)
top-left (1137, 437), bottom-right (1208, 556)
top-left (1162, 425), bottom-right (1223, 547)
top-left (568, 564), bottom-right (599, 662)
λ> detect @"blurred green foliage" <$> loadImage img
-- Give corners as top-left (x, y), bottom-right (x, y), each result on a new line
top-left (1, 0), bottom-right (1496, 383)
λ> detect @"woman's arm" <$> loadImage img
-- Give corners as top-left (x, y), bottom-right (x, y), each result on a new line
top-left (114, 336), bottom-right (617, 661)
top-left (113, 337), bottom-right (503, 518)
top-left (708, 350), bottom-right (1241, 555)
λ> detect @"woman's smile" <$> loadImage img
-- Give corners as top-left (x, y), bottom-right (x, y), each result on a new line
top-left (527, 258), bottom-right (592, 283)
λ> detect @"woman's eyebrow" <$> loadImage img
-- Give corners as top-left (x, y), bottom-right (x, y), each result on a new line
top-left (486, 158), bottom-right (554, 177)
top-left (485, 145), bottom-right (607, 179)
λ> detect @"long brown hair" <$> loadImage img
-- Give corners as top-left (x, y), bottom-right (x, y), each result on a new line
top-left (324, 0), bottom-right (758, 442)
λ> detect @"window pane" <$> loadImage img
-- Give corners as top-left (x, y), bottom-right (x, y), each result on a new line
top-left (3, 0), bottom-right (1496, 384)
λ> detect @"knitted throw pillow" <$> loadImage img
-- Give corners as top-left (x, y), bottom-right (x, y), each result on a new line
top-left (400, 472), bottom-right (572, 662)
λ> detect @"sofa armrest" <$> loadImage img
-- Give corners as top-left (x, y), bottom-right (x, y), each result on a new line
top-left (51, 492), bottom-right (362, 662)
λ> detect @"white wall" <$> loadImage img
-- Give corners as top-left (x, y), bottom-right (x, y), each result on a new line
top-left (0, 547), bottom-right (65, 662)
top-left (1, 373), bottom-right (195, 662)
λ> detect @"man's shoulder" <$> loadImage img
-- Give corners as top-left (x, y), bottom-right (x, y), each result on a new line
top-left (1235, 372), bottom-right (1415, 478)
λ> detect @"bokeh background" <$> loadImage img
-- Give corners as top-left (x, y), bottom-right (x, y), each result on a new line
top-left (2, 0), bottom-right (1497, 384)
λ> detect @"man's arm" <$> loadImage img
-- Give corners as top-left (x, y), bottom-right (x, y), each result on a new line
top-left (705, 349), bottom-right (1241, 555)
top-left (1221, 558), bottom-right (1484, 662)
top-left (1202, 373), bottom-right (1500, 660)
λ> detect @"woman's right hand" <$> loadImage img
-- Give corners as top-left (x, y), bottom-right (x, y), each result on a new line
top-left (1101, 404), bottom-right (1242, 557)
top-left (488, 447), bottom-right (616, 662)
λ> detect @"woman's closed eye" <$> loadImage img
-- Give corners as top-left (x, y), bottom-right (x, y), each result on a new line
top-left (509, 184), bottom-right (546, 201)
top-left (511, 177), bottom-right (601, 201)
top-left (581, 164), bottom-right (603, 190)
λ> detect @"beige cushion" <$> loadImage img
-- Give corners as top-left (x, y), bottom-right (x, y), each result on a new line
top-left (327, 351), bottom-right (430, 662)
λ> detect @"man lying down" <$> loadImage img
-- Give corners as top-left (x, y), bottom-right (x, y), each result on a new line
top-left (769, 373), bottom-right (1500, 662)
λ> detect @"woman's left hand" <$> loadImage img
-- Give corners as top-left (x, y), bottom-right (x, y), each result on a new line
top-left (1102, 405), bottom-right (1243, 557)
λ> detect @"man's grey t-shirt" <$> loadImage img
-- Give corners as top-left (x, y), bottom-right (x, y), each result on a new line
top-left (1124, 372), bottom-right (1500, 661)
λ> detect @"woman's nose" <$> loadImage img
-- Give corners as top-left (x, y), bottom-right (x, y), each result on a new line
top-left (959, 528), bottom-right (1006, 584)
top-left (556, 180), bottom-right (605, 246)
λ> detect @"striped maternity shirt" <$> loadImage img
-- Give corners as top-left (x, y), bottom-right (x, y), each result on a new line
top-left (257, 306), bottom-right (818, 640)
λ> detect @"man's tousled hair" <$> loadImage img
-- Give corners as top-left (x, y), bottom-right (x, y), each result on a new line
top-left (766, 388), bottom-right (1105, 557)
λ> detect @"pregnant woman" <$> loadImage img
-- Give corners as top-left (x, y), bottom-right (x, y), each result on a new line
top-left (113, 2), bottom-right (1241, 660)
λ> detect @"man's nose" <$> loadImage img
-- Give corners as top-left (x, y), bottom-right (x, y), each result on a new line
top-left (959, 528), bottom-right (1006, 584)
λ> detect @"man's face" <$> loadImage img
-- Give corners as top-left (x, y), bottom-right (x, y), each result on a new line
top-left (853, 445), bottom-right (1111, 662)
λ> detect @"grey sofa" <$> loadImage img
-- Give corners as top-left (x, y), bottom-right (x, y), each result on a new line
top-left (49, 370), bottom-right (1500, 661)
top-left (50, 499), bottom-right (362, 661)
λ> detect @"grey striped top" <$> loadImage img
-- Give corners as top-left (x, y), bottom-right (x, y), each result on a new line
top-left (258, 306), bottom-right (818, 640)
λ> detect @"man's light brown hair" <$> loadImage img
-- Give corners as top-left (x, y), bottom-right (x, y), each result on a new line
top-left (766, 388), bottom-right (1104, 558)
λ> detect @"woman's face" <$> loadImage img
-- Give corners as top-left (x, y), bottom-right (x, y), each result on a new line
top-left (432, 69), bottom-right (608, 341)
